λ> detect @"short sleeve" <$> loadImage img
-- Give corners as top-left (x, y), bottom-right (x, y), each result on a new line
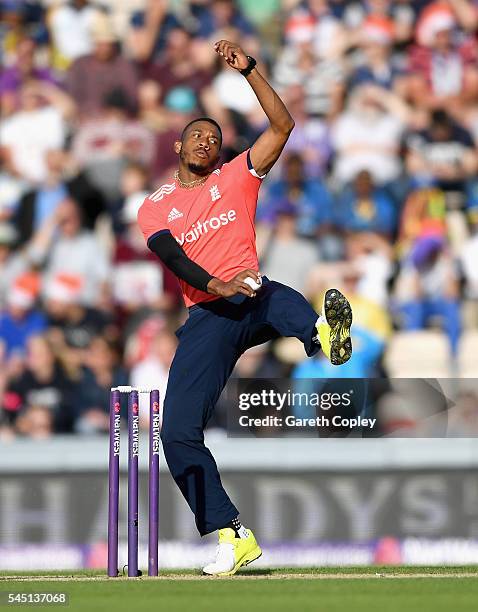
top-left (221, 149), bottom-right (266, 183)
top-left (137, 197), bottom-right (169, 246)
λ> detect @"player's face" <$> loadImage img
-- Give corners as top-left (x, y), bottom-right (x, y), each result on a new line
top-left (177, 122), bottom-right (221, 175)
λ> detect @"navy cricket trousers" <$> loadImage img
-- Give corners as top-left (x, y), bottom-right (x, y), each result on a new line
top-left (160, 278), bottom-right (320, 535)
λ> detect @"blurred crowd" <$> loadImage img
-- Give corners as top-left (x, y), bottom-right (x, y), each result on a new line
top-left (1, 0), bottom-right (478, 439)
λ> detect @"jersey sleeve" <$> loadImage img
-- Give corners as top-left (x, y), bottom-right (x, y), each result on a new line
top-left (137, 196), bottom-right (169, 246)
top-left (221, 149), bottom-right (267, 184)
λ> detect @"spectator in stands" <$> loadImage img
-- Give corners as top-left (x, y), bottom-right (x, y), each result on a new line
top-left (395, 237), bottom-right (461, 354)
top-left (0, 223), bottom-right (27, 309)
top-left (344, 231), bottom-right (394, 308)
top-left (138, 79), bottom-right (168, 133)
top-left (334, 169), bottom-right (397, 238)
top-left (330, 83), bottom-right (414, 188)
top-left (0, 165), bottom-right (24, 222)
top-left (114, 189), bottom-right (181, 313)
top-left (130, 329), bottom-right (177, 428)
top-left (126, 0), bottom-right (181, 63)
top-left (341, 0), bottom-right (416, 46)
top-left (284, 0), bottom-right (347, 60)
top-left (141, 28), bottom-right (212, 103)
top-left (257, 152), bottom-right (333, 241)
top-left (48, 0), bottom-right (102, 70)
top-left (42, 272), bottom-right (113, 356)
top-left (460, 223), bottom-right (478, 301)
top-left (397, 186), bottom-right (448, 254)
top-left (405, 110), bottom-right (478, 205)
top-left (27, 198), bottom-right (111, 308)
top-left (0, 272), bottom-right (46, 361)
top-left (66, 12), bottom-right (138, 118)
top-left (348, 16), bottom-right (403, 91)
top-left (3, 334), bottom-right (73, 436)
top-left (192, 0), bottom-right (256, 40)
top-left (73, 336), bottom-right (127, 434)
top-left (72, 88), bottom-right (154, 203)
top-left (113, 161), bottom-right (151, 232)
top-left (14, 402), bottom-right (54, 438)
top-left (0, 36), bottom-right (58, 116)
top-left (274, 18), bottom-right (345, 119)
top-left (15, 148), bottom-right (105, 245)
top-left (149, 89), bottom-right (197, 182)
top-left (0, 80), bottom-right (74, 184)
top-left (0, 1), bottom-right (27, 67)
top-left (260, 203), bottom-right (320, 294)
top-left (281, 84), bottom-right (332, 179)
top-left (405, 1), bottom-right (478, 115)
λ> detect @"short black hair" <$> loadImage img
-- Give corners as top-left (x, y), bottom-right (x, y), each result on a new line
top-left (431, 109), bottom-right (451, 128)
top-left (181, 117), bottom-right (222, 145)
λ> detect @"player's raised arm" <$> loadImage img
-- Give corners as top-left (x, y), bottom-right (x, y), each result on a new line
top-left (214, 40), bottom-right (295, 177)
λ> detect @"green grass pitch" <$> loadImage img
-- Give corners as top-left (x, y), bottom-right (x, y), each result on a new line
top-left (1, 567), bottom-right (478, 612)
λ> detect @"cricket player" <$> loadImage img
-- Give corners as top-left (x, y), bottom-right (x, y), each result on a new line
top-left (138, 40), bottom-right (352, 575)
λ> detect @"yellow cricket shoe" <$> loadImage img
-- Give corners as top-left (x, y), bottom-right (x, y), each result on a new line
top-left (316, 288), bottom-right (353, 365)
top-left (202, 528), bottom-right (262, 576)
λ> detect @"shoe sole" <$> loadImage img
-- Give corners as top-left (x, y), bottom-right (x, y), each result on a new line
top-left (323, 289), bottom-right (352, 366)
top-left (204, 546), bottom-right (263, 577)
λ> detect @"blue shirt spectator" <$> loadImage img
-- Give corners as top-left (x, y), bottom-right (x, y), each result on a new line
top-left (129, 7), bottom-right (181, 61)
top-left (0, 273), bottom-right (47, 359)
top-left (0, 308), bottom-right (47, 359)
top-left (349, 64), bottom-right (403, 90)
top-left (191, 0), bottom-right (256, 39)
top-left (258, 153), bottom-right (333, 237)
top-left (334, 170), bottom-right (397, 236)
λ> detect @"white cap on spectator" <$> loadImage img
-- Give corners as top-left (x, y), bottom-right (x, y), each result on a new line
top-left (8, 288), bottom-right (35, 309)
top-left (44, 273), bottom-right (84, 304)
top-left (285, 10), bottom-right (315, 45)
top-left (8, 273), bottom-right (40, 310)
top-left (362, 16), bottom-right (394, 45)
top-left (122, 191), bottom-right (149, 224)
top-left (417, 4), bottom-right (456, 47)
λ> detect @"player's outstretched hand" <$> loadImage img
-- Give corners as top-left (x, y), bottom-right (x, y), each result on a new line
top-left (207, 270), bottom-right (261, 298)
top-left (214, 40), bottom-right (249, 71)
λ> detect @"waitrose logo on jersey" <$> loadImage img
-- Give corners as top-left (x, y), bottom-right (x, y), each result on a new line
top-left (174, 209), bottom-right (237, 246)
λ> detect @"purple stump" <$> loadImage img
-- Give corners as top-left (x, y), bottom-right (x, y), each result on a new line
top-left (107, 389), bottom-right (121, 577)
top-left (148, 390), bottom-right (160, 576)
top-left (128, 390), bottom-right (140, 577)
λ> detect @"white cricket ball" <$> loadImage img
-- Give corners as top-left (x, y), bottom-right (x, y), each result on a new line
top-left (244, 276), bottom-right (262, 291)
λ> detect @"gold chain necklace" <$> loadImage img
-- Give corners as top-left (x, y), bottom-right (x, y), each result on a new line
top-left (174, 170), bottom-right (209, 189)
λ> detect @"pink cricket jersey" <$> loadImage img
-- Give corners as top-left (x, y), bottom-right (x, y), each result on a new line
top-left (137, 150), bottom-right (263, 307)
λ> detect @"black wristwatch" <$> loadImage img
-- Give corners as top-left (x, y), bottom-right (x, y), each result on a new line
top-left (240, 55), bottom-right (257, 77)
